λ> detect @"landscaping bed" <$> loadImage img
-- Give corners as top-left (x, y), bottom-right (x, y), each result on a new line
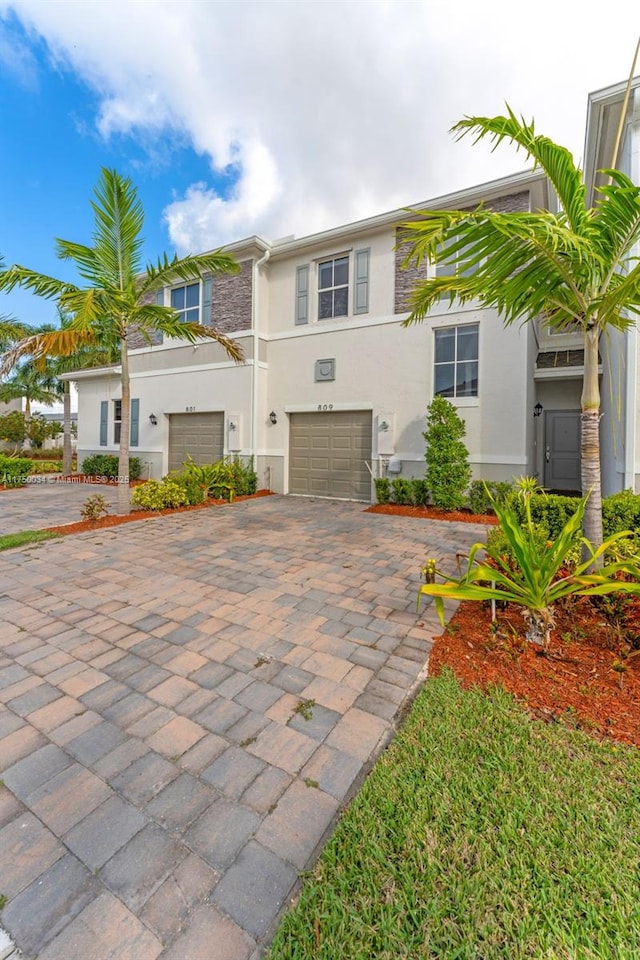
top-left (366, 503), bottom-right (499, 525)
top-left (45, 489), bottom-right (273, 536)
top-left (430, 596), bottom-right (640, 748)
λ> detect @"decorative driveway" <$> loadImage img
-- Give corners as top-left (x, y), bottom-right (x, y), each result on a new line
top-left (0, 496), bottom-right (484, 959)
top-left (1, 481), bottom-right (121, 535)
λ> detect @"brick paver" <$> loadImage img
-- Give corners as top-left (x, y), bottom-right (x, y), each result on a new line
top-left (0, 494), bottom-right (483, 957)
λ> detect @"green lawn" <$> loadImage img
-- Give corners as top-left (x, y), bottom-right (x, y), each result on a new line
top-left (269, 671), bottom-right (640, 960)
top-left (0, 530), bottom-right (59, 551)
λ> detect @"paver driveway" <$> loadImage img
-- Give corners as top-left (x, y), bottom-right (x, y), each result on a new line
top-left (1, 481), bottom-right (121, 535)
top-left (0, 496), bottom-right (484, 959)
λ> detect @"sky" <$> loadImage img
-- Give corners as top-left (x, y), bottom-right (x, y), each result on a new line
top-left (0, 0), bottom-right (639, 337)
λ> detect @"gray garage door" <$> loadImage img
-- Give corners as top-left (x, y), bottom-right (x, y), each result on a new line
top-left (168, 412), bottom-right (224, 472)
top-left (289, 410), bottom-right (372, 500)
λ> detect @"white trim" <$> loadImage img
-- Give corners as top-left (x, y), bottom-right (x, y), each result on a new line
top-left (131, 360), bottom-right (249, 380)
top-left (534, 366), bottom-right (602, 381)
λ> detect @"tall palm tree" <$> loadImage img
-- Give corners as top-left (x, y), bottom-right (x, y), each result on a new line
top-left (402, 109), bottom-right (640, 552)
top-left (0, 168), bottom-right (243, 514)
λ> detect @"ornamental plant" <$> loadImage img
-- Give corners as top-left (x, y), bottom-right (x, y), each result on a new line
top-left (418, 490), bottom-right (640, 649)
top-left (423, 396), bottom-right (471, 510)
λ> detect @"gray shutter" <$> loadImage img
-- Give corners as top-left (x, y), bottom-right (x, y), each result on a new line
top-left (353, 248), bottom-right (370, 315)
top-left (99, 401), bottom-right (108, 446)
top-left (202, 276), bottom-right (212, 326)
top-left (130, 399), bottom-right (139, 447)
top-left (295, 264), bottom-right (309, 325)
top-left (155, 289), bottom-right (164, 306)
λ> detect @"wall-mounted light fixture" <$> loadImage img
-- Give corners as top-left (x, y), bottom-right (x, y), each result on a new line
top-left (269, 410), bottom-right (277, 425)
top-left (228, 421), bottom-right (237, 432)
top-left (149, 413), bottom-right (158, 426)
top-left (379, 420), bottom-right (389, 431)
top-left (533, 402), bottom-right (543, 418)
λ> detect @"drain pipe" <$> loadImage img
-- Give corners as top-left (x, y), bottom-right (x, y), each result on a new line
top-left (252, 247), bottom-right (271, 478)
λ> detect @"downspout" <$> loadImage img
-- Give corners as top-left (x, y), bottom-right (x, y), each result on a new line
top-left (252, 248), bottom-right (271, 471)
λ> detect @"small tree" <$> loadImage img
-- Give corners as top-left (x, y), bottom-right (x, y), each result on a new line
top-left (26, 413), bottom-right (50, 449)
top-left (0, 410), bottom-right (27, 451)
top-left (424, 396), bottom-right (471, 510)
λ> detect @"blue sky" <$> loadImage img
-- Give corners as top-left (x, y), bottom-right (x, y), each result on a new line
top-left (1, 0), bottom-right (638, 332)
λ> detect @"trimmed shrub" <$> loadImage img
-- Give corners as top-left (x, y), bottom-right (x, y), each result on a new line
top-left (409, 478), bottom-right (429, 506)
top-left (227, 456), bottom-right (258, 496)
top-left (0, 454), bottom-right (34, 486)
top-left (423, 397), bottom-right (471, 510)
top-left (468, 480), bottom-right (514, 515)
top-left (391, 478), bottom-right (412, 505)
top-left (602, 489), bottom-right (640, 537)
top-left (131, 476), bottom-right (206, 511)
top-left (82, 454), bottom-right (143, 480)
top-left (374, 477), bottom-right (391, 504)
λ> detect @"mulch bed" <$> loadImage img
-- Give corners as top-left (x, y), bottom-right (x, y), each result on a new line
top-left (429, 597), bottom-right (640, 748)
top-left (366, 503), bottom-right (499, 526)
top-left (45, 489), bottom-right (274, 536)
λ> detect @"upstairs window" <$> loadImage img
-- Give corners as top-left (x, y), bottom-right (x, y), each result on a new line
top-left (171, 282), bottom-right (200, 324)
top-left (318, 256), bottom-right (349, 319)
top-left (434, 324), bottom-right (479, 398)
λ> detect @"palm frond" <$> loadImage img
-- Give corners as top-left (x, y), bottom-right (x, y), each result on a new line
top-left (0, 265), bottom-right (78, 300)
top-left (133, 310), bottom-right (244, 361)
top-left (452, 108), bottom-right (589, 234)
top-left (90, 168), bottom-right (145, 289)
top-left (0, 330), bottom-right (101, 377)
top-left (143, 250), bottom-right (240, 293)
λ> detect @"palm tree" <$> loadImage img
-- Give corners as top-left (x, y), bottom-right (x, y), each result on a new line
top-left (0, 168), bottom-right (243, 514)
top-left (402, 109), bottom-right (640, 552)
top-left (0, 362), bottom-right (59, 420)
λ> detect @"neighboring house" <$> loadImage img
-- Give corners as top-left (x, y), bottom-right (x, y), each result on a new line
top-left (69, 76), bottom-right (639, 502)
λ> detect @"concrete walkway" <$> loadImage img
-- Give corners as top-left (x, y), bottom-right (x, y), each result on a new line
top-left (0, 496), bottom-right (485, 959)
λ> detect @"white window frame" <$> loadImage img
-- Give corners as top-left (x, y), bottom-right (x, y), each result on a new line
top-left (433, 323), bottom-right (479, 399)
top-left (113, 399), bottom-right (122, 444)
top-left (169, 280), bottom-right (202, 325)
top-left (317, 254), bottom-right (350, 320)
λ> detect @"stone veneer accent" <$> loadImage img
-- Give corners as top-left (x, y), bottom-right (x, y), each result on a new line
top-left (127, 289), bottom-right (163, 350)
top-left (126, 259), bottom-right (253, 349)
top-left (208, 260), bottom-right (253, 334)
top-left (394, 191), bottom-right (530, 314)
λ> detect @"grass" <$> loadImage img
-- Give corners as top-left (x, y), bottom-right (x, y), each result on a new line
top-left (268, 671), bottom-right (640, 960)
top-left (0, 530), bottom-right (59, 552)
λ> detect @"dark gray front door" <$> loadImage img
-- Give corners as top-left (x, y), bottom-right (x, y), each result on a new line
top-left (544, 410), bottom-right (581, 492)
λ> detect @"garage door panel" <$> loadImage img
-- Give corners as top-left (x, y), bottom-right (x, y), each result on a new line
top-left (289, 411), bottom-right (372, 501)
top-left (168, 413), bottom-right (224, 473)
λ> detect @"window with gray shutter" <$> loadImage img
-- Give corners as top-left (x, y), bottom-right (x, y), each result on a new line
top-left (354, 248), bottom-right (370, 314)
top-left (202, 276), bottom-right (212, 326)
top-left (99, 401), bottom-right (108, 446)
top-left (130, 399), bottom-right (140, 447)
top-left (295, 264), bottom-right (309, 325)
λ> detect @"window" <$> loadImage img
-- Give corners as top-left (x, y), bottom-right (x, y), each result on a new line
top-left (435, 235), bottom-right (474, 280)
top-left (318, 256), bottom-right (349, 319)
top-left (171, 282), bottom-right (200, 324)
top-left (111, 399), bottom-right (139, 446)
top-left (434, 324), bottom-right (479, 398)
top-left (113, 400), bottom-right (122, 444)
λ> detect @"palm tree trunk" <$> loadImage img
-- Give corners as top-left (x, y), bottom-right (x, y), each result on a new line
top-left (118, 337), bottom-right (131, 516)
top-left (62, 382), bottom-right (73, 476)
top-left (581, 324), bottom-right (603, 561)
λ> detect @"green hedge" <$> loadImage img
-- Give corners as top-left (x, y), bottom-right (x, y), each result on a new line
top-left (468, 480), bottom-right (514, 515)
top-left (0, 455), bottom-right (34, 486)
top-left (81, 454), bottom-right (143, 480)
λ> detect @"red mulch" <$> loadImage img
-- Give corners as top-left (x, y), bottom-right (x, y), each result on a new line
top-left (429, 597), bottom-right (640, 748)
top-left (366, 503), bottom-right (499, 526)
top-left (45, 489), bottom-right (274, 536)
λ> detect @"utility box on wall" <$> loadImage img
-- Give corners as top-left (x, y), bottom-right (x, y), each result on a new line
top-left (227, 413), bottom-right (242, 452)
top-left (377, 412), bottom-right (395, 456)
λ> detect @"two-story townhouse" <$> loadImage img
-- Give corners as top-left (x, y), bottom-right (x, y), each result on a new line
top-left (73, 71), bottom-right (640, 502)
top-left (71, 169), bottom-right (577, 500)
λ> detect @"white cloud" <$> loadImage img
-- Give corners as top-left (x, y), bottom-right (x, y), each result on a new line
top-left (2, 0), bottom-right (639, 252)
